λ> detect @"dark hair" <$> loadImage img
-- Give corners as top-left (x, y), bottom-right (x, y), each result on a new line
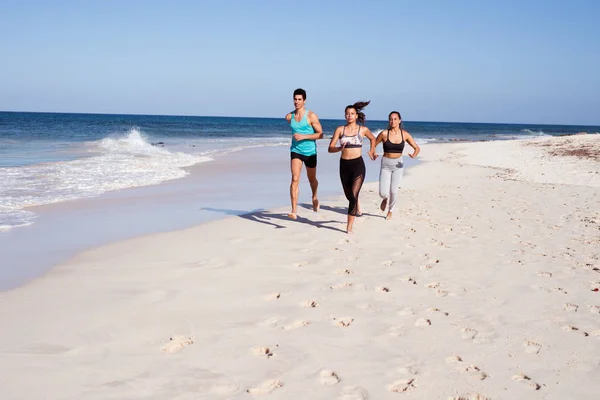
top-left (388, 111), bottom-right (403, 130)
top-left (293, 88), bottom-right (307, 100)
top-left (345, 101), bottom-right (371, 125)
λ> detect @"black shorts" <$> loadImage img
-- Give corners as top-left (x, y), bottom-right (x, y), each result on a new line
top-left (290, 152), bottom-right (317, 168)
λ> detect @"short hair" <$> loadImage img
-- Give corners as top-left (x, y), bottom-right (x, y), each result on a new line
top-left (293, 88), bottom-right (307, 100)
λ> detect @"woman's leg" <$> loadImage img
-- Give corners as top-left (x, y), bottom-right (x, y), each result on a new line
top-left (339, 160), bottom-right (354, 211)
top-left (386, 160), bottom-right (404, 219)
top-left (346, 158), bottom-right (366, 233)
top-left (379, 158), bottom-right (392, 211)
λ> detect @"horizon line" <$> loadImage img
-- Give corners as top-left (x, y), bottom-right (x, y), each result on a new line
top-left (1, 109), bottom-right (599, 128)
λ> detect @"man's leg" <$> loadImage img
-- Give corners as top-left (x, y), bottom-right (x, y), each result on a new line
top-left (289, 157), bottom-right (303, 219)
top-left (306, 157), bottom-right (319, 212)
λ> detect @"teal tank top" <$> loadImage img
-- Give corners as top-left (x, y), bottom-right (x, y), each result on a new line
top-left (290, 110), bottom-right (317, 156)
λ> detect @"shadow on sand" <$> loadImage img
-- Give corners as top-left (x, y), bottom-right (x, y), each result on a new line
top-left (299, 203), bottom-right (381, 219)
top-left (201, 205), bottom-right (346, 233)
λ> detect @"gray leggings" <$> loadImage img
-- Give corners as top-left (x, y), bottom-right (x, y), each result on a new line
top-left (378, 157), bottom-right (404, 212)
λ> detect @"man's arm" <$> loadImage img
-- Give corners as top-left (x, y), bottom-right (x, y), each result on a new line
top-left (307, 111), bottom-right (324, 140)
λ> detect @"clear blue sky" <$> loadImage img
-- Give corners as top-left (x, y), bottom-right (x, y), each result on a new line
top-left (1, 0), bottom-right (599, 124)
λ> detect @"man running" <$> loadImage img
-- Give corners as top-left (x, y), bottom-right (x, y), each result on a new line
top-left (285, 88), bottom-right (324, 220)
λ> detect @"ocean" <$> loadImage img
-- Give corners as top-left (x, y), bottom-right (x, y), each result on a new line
top-left (2, 111), bottom-right (597, 233)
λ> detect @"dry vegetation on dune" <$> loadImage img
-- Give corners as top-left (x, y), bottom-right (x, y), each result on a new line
top-left (527, 133), bottom-right (600, 161)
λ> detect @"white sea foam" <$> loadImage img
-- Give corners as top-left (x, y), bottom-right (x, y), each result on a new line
top-left (520, 129), bottom-right (549, 136)
top-left (0, 129), bottom-right (212, 231)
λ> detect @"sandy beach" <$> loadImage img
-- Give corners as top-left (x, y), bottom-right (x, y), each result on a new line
top-left (0, 135), bottom-right (599, 399)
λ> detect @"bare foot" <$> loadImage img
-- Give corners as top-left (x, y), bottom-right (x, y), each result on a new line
top-left (312, 198), bottom-right (320, 212)
top-left (380, 198), bottom-right (388, 211)
top-left (287, 213), bottom-right (297, 220)
top-left (386, 212), bottom-right (392, 220)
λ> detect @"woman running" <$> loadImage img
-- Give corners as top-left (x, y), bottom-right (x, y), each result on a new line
top-left (328, 101), bottom-right (377, 234)
top-left (374, 111), bottom-right (420, 220)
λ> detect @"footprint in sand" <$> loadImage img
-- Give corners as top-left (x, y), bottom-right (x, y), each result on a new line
top-left (397, 364), bottom-right (419, 376)
top-left (588, 305), bottom-right (600, 314)
top-left (294, 261), bottom-right (310, 267)
top-left (336, 268), bottom-right (353, 275)
top-left (446, 355), bottom-right (487, 380)
top-left (461, 328), bottom-right (478, 340)
top-left (347, 256), bottom-right (359, 262)
top-left (246, 379), bottom-right (283, 395)
top-left (564, 303), bottom-right (579, 312)
top-left (265, 292), bottom-right (281, 301)
top-left (161, 335), bottom-right (194, 354)
top-left (582, 262), bottom-right (600, 272)
top-left (334, 317), bottom-right (354, 327)
top-left (512, 372), bottom-right (541, 390)
top-left (449, 393), bottom-right (490, 400)
top-left (401, 276), bottom-right (418, 285)
top-left (420, 264), bottom-right (433, 271)
top-left (251, 346), bottom-right (274, 358)
top-left (375, 286), bottom-right (390, 292)
top-left (319, 370), bottom-right (340, 386)
top-left (425, 282), bottom-right (441, 290)
top-left (338, 386), bottom-right (368, 400)
top-left (330, 282), bottom-right (354, 290)
top-left (537, 271), bottom-right (553, 278)
top-left (562, 325), bottom-right (589, 337)
top-left (283, 320), bottom-right (311, 330)
top-left (436, 289), bottom-right (449, 297)
top-left (415, 318), bottom-right (431, 327)
top-left (387, 378), bottom-right (416, 393)
top-left (462, 364), bottom-right (489, 380)
top-left (381, 260), bottom-right (394, 267)
top-left (301, 300), bottom-right (319, 308)
top-left (427, 307), bottom-right (449, 316)
top-left (446, 355), bottom-right (462, 364)
top-left (524, 340), bottom-right (542, 354)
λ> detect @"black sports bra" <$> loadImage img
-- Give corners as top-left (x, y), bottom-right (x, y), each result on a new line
top-left (382, 129), bottom-right (405, 154)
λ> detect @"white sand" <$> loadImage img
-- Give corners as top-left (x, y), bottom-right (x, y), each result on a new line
top-left (0, 135), bottom-right (599, 399)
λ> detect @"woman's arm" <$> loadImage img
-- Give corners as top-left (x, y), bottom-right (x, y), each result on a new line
top-left (404, 130), bottom-right (420, 158)
top-left (328, 127), bottom-right (345, 153)
top-left (363, 128), bottom-right (379, 160)
top-left (375, 129), bottom-right (387, 147)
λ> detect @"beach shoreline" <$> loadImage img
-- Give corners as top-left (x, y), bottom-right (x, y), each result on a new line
top-left (0, 140), bottom-right (419, 291)
top-left (0, 135), bottom-right (598, 399)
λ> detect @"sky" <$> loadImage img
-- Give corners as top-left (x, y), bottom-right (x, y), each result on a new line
top-left (1, 0), bottom-right (599, 125)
